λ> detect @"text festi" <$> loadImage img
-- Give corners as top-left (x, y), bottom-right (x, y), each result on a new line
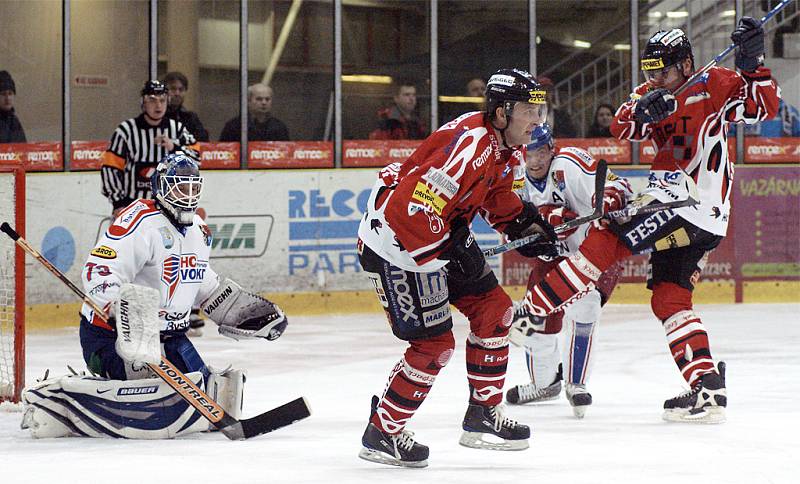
top-left (287, 188), bottom-right (372, 275)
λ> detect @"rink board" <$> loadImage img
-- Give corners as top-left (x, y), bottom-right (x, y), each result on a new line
top-left (16, 166), bottom-right (800, 328)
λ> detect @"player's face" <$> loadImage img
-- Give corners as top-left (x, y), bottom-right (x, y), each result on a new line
top-left (644, 58), bottom-right (691, 92)
top-left (167, 80), bottom-right (186, 107)
top-left (143, 94), bottom-right (168, 121)
top-left (525, 145), bottom-right (553, 180)
top-left (166, 178), bottom-right (203, 208)
top-left (506, 102), bottom-right (548, 146)
top-left (0, 90), bottom-right (14, 112)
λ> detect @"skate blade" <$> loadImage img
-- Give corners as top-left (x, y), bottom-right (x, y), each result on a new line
top-left (459, 431), bottom-right (529, 451)
top-left (571, 405), bottom-right (589, 419)
top-left (508, 393), bottom-right (560, 405)
top-left (358, 447), bottom-right (428, 468)
top-left (662, 407), bottom-right (726, 424)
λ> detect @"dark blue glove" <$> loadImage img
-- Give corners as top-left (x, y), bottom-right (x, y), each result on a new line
top-left (635, 88), bottom-right (677, 124)
top-left (731, 16), bottom-right (764, 72)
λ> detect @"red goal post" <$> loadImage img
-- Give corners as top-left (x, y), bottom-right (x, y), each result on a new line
top-left (0, 167), bottom-right (25, 403)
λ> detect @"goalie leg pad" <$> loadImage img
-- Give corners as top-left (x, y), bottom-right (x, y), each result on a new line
top-left (207, 367), bottom-right (246, 420)
top-left (21, 373), bottom-right (208, 439)
top-left (201, 277), bottom-right (288, 341)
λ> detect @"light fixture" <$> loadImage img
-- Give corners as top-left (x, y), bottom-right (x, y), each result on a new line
top-left (341, 75), bottom-right (393, 84)
top-left (438, 96), bottom-right (484, 103)
top-left (573, 39), bottom-right (591, 49)
top-left (721, 10), bottom-right (736, 17)
top-left (536, 35), bottom-right (541, 44)
top-left (648, 11), bottom-right (663, 18)
top-left (666, 11), bottom-right (689, 18)
top-left (613, 44), bottom-right (631, 51)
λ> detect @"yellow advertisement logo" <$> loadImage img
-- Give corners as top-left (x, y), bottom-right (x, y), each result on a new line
top-left (641, 58), bottom-right (665, 70)
top-left (411, 182), bottom-right (447, 215)
top-left (91, 245), bottom-right (117, 259)
top-left (512, 179), bottom-right (526, 190)
top-left (528, 90), bottom-right (547, 104)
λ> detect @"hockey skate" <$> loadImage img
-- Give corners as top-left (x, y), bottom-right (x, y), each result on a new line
top-left (358, 396), bottom-right (429, 468)
top-left (506, 365), bottom-right (562, 405)
top-left (663, 361), bottom-right (727, 424)
top-left (565, 383), bottom-right (592, 419)
top-left (508, 300), bottom-right (545, 347)
top-left (459, 403), bottom-right (530, 451)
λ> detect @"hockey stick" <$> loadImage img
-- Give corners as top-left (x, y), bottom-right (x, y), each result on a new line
top-left (604, 174), bottom-right (700, 219)
top-left (0, 222), bottom-right (310, 440)
top-left (483, 159), bottom-right (608, 257)
top-left (673, 0), bottom-right (791, 97)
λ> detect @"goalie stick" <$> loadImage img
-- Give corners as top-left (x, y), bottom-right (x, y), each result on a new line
top-left (0, 221), bottom-right (310, 440)
top-left (673, 0), bottom-right (791, 97)
top-left (483, 159), bottom-right (608, 257)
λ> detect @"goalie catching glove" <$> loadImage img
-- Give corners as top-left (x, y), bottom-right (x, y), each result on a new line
top-left (201, 277), bottom-right (288, 341)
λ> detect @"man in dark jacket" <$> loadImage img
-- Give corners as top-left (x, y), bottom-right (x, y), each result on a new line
top-left (369, 80), bottom-right (427, 140)
top-left (0, 71), bottom-right (26, 143)
top-left (219, 83), bottom-right (289, 141)
top-left (163, 71), bottom-right (210, 142)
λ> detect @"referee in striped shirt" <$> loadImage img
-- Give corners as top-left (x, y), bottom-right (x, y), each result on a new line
top-left (101, 80), bottom-right (200, 217)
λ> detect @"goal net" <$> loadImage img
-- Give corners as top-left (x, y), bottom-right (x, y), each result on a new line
top-left (0, 167), bottom-right (25, 403)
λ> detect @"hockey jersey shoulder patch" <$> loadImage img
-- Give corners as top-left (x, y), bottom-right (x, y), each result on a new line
top-left (90, 245), bottom-right (117, 259)
top-left (557, 147), bottom-right (597, 174)
top-left (108, 200), bottom-right (160, 239)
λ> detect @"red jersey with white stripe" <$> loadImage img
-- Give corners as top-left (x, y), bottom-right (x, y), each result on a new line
top-left (358, 111), bottom-right (525, 271)
top-left (80, 200), bottom-right (219, 332)
top-left (611, 66), bottom-right (780, 235)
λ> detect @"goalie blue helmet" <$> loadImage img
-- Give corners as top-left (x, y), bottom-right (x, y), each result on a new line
top-left (151, 153), bottom-right (203, 226)
top-left (526, 123), bottom-right (554, 151)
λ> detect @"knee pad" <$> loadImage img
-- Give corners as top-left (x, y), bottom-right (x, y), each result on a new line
top-left (564, 289), bottom-right (602, 324)
top-left (651, 282), bottom-right (693, 321)
top-left (22, 372), bottom-right (208, 439)
top-left (456, 285), bottom-right (513, 338)
top-left (405, 331), bottom-right (456, 371)
top-left (207, 367), bottom-right (246, 421)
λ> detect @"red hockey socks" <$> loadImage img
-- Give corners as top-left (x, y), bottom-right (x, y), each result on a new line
top-left (371, 333), bottom-right (454, 434)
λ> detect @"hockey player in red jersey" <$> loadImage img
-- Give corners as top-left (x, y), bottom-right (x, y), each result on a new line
top-left (523, 20), bottom-right (780, 424)
top-left (357, 68), bottom-right (558, 467)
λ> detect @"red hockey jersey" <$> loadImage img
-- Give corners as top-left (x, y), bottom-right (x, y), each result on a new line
top-left (358, 111), bottom-right (525, 271)
top-left (611, 66), bottom-right (780, 235)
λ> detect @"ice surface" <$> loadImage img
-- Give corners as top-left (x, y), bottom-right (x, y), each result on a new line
top-left (1, 303), bottom-right (798, 484)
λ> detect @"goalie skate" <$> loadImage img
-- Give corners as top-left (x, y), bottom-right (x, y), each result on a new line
top-left (459, 403), bottom-right (530, 451)
top-left (565, 383), bottom-right (592, 419)
top-left (508, 300), bottom-right (545, 347)
top-left (358, 396), bottom-right (429, 468)
top-left (663, 361), bottom-right (727, 424)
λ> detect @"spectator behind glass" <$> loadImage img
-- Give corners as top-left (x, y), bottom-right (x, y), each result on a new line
top-left (587, 103), bottom-right (615, 138)
top-left (466, 77), bottom-right (487, 111)
top-left (537, 76), bottom-right (577, 138)
top-left (0, 71), bottom-right (26, 143)
top-left (369, 80), bottom-right (427, 140)
top-left (219, 83), bottom-right (290, 141)
top-left (163, 71), bottom-right (210, 142)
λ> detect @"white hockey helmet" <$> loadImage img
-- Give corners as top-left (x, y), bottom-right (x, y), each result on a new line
top-left (151, 153), bottom-right (203, 226)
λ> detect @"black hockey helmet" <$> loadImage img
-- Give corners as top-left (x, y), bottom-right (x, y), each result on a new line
top-left (485, 68), bottom-right (547, 120)
top-left (640, 29), bottom-right (694, 76)
top-left (141, 79), bottom-right (168, 97)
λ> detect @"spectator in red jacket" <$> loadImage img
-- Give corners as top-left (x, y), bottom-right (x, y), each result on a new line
top-left (369, 80), bottom-right (427, 140)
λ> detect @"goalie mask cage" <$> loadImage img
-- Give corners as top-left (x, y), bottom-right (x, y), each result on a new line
top-left (0, 167), bottom-right (25, 403)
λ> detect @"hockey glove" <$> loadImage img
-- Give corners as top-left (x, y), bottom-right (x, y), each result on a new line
top-left (444, 222), bottom-right (485, 281)
top-left (201, 277), bottom-right (288, 341)
top-left (539, 204), bottom-right (579, 240)
top-left (504, 201), bottom-right (558, 242)
top-left (516, 239), bottom-right (559, 259)
top-left (634, 88), bottom-right (677, 124)
top-left (731, 16), bottom-right (765, 72)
